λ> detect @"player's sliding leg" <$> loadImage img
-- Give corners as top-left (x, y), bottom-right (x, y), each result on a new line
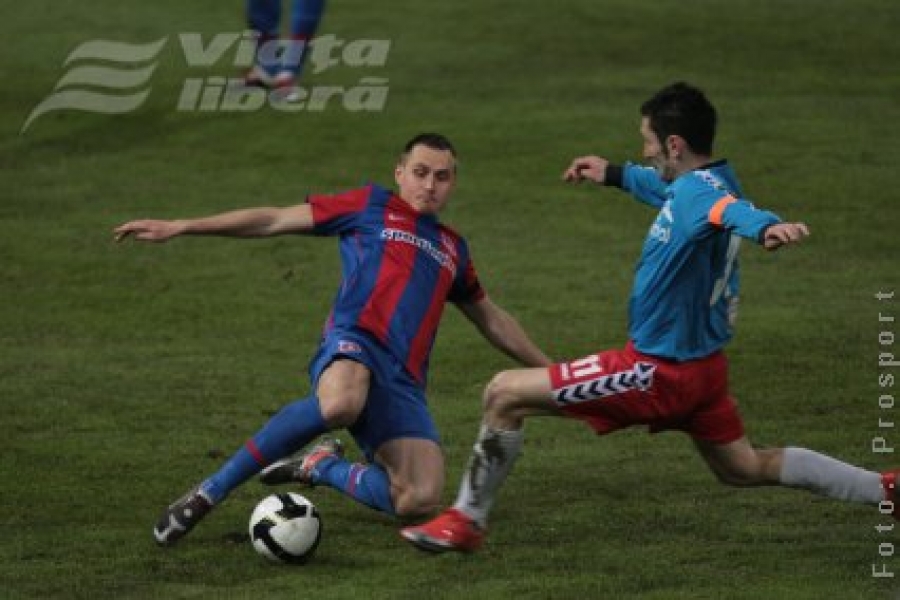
top-left (400, 424), bottom-right (521, 553)
top-left (153, 395), bottom-right (328, 546)
top-left (202, 396), bottom-right (329, 501)
top-left (268, 352), bottom-right (447, 517)
top-left (260, 437), bottom-right (396, 514)
top-left (695, 438), bottom-right (886, 504)
top-left (781, 447), bottom-right (886, 503)
top-left (401, 368), bottom-right (557, 553)
top-left (299, 455), bottom-right (395, 513)
top-left (245, 0), bottom-right (282, 86)
top-left (264, 437), bottom-right (446, 518)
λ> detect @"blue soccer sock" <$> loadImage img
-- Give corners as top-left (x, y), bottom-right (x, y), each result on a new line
top-left (201, 396), bottom-right (328, 503)
top-left (311, 457), bottom-right (395, 515)
top-left (247, 0), bottom-right (282, 75)
top-left (283, 0), bottom-right (327, 75)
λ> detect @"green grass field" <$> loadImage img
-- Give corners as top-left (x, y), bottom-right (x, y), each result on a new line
top-left (2, 0), bottom-right (899, 598)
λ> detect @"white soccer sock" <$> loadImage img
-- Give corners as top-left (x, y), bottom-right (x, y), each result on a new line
top-left (779, 447), bottom-right (883, 504)
top-left (453, 424), bottom-right (524, 528)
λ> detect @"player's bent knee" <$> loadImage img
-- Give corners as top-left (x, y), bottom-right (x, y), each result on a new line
top-left (317, 399), bottom-right (362, 428)
top-left (483, 370), bottom-right (521, 413)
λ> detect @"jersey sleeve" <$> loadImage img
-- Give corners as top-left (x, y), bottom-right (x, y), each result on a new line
top-left (621, 162), bottom-right (668, 208)
top-left (683, 187), bottom-right (782, 242)
top-left (707, 194), bottom-right (781, 242)
top-left (448, 239), bottom-right (486, 304)
top-left (307, 186), bottom-right (371, 235)
top-left (449, 259), bottom-right (486, 304)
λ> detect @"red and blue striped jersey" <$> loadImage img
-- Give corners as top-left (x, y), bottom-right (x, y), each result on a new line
top-left (308, 183), bottom-right (485, 384)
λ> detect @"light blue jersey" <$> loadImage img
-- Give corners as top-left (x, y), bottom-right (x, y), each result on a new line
top-left (619, 160), bottom-right (781, 361)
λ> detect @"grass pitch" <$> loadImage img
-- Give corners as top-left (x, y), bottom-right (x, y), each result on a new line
top-left (2, 0), bottom-right (899, 598)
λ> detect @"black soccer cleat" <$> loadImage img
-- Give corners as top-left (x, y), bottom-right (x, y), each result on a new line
top-left (153, 485), bottom-right (214, 546)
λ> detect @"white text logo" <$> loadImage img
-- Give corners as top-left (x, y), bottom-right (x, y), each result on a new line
top-left (23, 32), bottom-right (391, 133)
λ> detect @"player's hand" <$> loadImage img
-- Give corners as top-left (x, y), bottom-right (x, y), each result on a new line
top-left (562, 155), bottom-right (608, 184)
top-left (762, 222), bottom-right (809, 250)
top-left (114, 219), bottom-right (185, 243)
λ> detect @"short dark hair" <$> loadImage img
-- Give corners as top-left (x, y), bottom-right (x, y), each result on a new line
top-left (640, 82), bottom-right (717, 155)
top-left (401, 133), bottom-right (457, 160)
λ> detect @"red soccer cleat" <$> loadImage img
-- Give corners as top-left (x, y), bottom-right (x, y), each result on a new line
top-left (882, 470), bottom-right (900, 519)
top-left (400, 508), bottom-right (485, 553)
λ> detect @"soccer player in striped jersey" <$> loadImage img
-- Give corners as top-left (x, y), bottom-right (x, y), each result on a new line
top-left (114, 133), bottom-right (552, 546)
top-left (402, 83), bottom-right (895, 554)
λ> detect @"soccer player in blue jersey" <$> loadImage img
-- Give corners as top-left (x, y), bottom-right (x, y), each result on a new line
top-left (243, 0), bottom-right (327, 93)
top-left (114, 133), bottom-right (552, 546)
top-left (402, 82), bottom-right (896, 553)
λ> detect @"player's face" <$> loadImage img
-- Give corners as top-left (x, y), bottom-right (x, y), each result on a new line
top-left (640, 117), bottom-right (677, 182)
top-left (395, 145), bottom-right (456, 215)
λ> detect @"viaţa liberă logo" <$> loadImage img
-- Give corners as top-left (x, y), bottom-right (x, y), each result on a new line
top-left (21, 38), bottom-right (167, 133)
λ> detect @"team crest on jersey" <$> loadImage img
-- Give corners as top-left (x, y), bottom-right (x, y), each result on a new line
top-left (337, 340), bottom-right (362, 354)
top-left (554, 362), bottom-right (656, 404)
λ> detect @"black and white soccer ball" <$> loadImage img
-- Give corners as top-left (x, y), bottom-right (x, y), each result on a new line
top-left (249, 493), bottom-right (322, 564)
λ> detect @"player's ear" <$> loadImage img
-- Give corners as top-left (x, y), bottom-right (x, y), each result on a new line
top-left (666, 135), bottom-right (685, 160)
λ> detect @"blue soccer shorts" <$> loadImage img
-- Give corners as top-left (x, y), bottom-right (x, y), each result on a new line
top-left (308, 330), bottom-right (440, 462)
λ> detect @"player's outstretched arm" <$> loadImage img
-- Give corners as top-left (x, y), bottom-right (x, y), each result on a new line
top-left (114, 204), bottom-right (315, 243)
top-left (762, 222), bottom-right (810, 251)
top-left (561, 155), bottom-right (609, 185)
top-left (457, 296), bottom-right (553, 368)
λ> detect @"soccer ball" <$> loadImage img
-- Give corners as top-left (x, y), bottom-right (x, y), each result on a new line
top-left (249, 493), bottom-right (322, 564)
